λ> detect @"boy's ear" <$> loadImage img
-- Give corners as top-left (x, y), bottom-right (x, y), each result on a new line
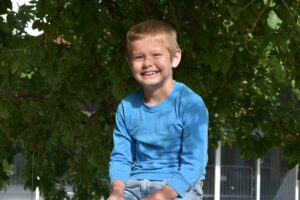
top-left (171, 48), bottom-right (182, 68)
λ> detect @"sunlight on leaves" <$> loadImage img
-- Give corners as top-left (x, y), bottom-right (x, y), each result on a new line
top-left (267, 10), bottom-right (282, 30)
top-left (263, 0), bottom-right (276, 7)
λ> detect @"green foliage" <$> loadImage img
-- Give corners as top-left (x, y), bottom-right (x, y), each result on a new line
top-left (0, 0), bottom-right (12, 15)
top-left (267, 10), bottom-right (282, 30)
top-left (0, 0), bottom-right (299, 199)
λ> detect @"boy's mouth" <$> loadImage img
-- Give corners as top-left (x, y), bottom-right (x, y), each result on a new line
top-left (141, 71), bottom-right (159, 76)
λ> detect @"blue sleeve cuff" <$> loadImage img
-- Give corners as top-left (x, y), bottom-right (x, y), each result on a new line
top-left (167, 174), bottom-right (191, 197)
top-left (109, 168), bottom-right (131, 185)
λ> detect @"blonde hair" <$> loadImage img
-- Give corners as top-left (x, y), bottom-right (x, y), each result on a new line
top-left (126, 19), bottom-right (179, 60)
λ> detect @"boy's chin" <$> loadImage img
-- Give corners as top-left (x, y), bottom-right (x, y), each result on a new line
top-left (139, 81), bottom-right (159, 89)
top-left (140, 81), bottom-right (168, 90)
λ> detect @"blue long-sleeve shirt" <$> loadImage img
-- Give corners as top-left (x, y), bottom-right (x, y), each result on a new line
top-left (109, 81), bottom-right (208, 197)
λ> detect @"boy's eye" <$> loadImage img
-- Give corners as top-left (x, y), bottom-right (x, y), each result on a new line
top-left (153, 53), bottom-right (162, 57)
top-left (133, 56), bottom-right (143, 60)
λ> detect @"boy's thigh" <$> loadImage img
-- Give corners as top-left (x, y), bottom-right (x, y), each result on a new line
top-left (124, 190), bottom-right (139, 200)
top-left (175, 181), bottom-right (203, 200)
top-left (124, 179), bottom-right (141, 200)
top-left (124, 179), bottom-right (166, 200)
top-left (124, 179), bottom-right (203, 200)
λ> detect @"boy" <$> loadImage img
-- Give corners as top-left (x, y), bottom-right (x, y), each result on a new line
top-left (108, 19), bottom-right (208, 200)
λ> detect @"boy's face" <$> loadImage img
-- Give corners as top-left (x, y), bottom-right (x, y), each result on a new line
top-left (128, 37), bottom-right (181, 91)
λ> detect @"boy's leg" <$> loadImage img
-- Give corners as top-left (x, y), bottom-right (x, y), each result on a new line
top-left (124, 179), bottom-right (142, 200)
top-left (124, 179), bottom-right (203, 199)
top-left (124, 179), bottom-right (167, 200)
top-left (149, 180), bottom-right (168, 196)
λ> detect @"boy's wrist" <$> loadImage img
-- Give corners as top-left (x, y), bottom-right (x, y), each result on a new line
top-left (112, 186), bottom-right (124, 194)
top-left (111, 180), bottom-right (125, 194)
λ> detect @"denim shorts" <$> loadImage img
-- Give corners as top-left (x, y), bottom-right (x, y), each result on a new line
top-left (124, 179), bottom-right (203, 200)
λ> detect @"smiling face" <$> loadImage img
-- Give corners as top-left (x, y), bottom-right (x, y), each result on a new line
top-left (128, 37), bottom-right (181, 92)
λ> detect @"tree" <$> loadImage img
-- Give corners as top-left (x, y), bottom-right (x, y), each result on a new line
top-left (0, 0), bottom-right (299, 199)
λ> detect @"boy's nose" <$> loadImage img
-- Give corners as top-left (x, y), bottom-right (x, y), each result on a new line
top-left (143, 65), bottom-right (151, 69)
top-left (143, 57), bottom-right (153, 69)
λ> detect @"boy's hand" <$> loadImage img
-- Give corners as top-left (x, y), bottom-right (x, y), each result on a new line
top-left (107, 190), bottom-right (124, 200)
top-left (142, 185), bottom-right (178, 200)
top-left (107, 180), bottom-right (125, 200)
top-left (142, 192), bottom-right (167, 200)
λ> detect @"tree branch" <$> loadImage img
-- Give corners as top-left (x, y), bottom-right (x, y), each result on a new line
top-left (280, 0), bottom-right (300, 34)
top-left (251, 0), bottom-right (270, 32)
top-left (236, 0), bottom-right (256, 13)
top-left (243, 0), bottom-right (271, 55)
top-left (0, 88), bottom-right (47, 102)
top-left (166, 0), bottom-right (180, 31)
top-left (100, 0), bottom-right (121, 19)
top-left (0, 88), bottom-right (19, 103)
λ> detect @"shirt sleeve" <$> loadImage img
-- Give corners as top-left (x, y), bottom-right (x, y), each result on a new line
top-left (109, 102), bottom-right (135, 184)
top-left (167, 94), bottom-right (209, 197)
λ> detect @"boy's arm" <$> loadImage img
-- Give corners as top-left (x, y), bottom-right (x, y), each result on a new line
top-left (107, 180), bottom-right (126, 200)
top-left (111, 180), bottom-right (125, 194)
top-left (166, 94), bottom-right (209, 197)
top-left (109, 102), bottom-right (135, 184)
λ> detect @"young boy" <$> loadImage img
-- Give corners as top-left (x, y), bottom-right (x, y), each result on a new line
top-left (108, 19), bottom-right (208, 200)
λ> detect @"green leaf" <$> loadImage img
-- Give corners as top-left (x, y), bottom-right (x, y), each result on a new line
top-left (220, 48), bottom-right (234, 75)
top-left (196, 31), bottom-right (210, 50)
top-left (40, 66), bottom-right (47, 77)
top-left (10, 61), bottom-right (21, 74)
top-left (120, 19), bottom-right (135, 30)
top-left (263, 0), bottom-right (276, 7)
top-left (0, 105), bottom-right (10, 119)
top-left (269, 56), bottom-right (286, 83)
top-left (210, 58), bottom-right (220, 72)
top-left (0, 21), bottom-right (9, 33)
top-left (32, 20), bottom-right (46, 31)
top-left (267, 10), bottom-right (282, 30)
top-left (226, 5), bottom-right (241, 20)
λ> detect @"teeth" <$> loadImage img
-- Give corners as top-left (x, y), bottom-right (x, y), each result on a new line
top-left (144, 72), bottom-right (155, 75)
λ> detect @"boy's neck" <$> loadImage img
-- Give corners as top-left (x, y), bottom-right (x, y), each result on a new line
top-left (143, 80), bottom-right (175, 106)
